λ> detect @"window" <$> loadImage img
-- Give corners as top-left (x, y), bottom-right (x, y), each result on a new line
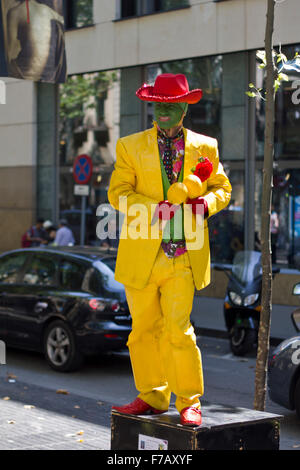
top-left (0, 254), bottom-right (28, 285)
top-left (59, 70), bottom-right (119, 244)
top-left (209, 168), bottom-right (244, 263)
top-left (90, 260), bottom-right (123, 296)
top-left (255, 44), bottom-right (300, 268)
top-left (64, 0), bottom-right (93, 29)
top-left (146, 57), bottom-right (222, 142)
top-left (121, 0), bottom-right (137, 17)
top-left (22, 256), bottom-right (57, 286)
top-left (255, 167), bottom-right (300, 268)
top-left (120, 0), bottom-right (189, 18)
top-left (59, 259), bottom-right (85, 291)
top-left (88, 269), bottom-right (102, 295)
top-left (146, 54), bottom-right (246, 263)
top-left (256, 44), bottom-right (300, 160)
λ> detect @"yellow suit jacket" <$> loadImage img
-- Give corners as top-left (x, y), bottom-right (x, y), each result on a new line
top-left (108, 124), bottom-right (232, 290)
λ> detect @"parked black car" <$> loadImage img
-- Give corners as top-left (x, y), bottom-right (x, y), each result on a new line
top-left (0, 246), bottom-right (131, 371)
top-left (268, 283), bottom-right (300, 419)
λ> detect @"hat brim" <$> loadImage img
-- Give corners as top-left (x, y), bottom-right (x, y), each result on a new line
top-left (136, 85), bottom-right (203, 104)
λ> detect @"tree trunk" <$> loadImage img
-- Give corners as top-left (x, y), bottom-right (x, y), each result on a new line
top-left (253, 0), bottom-right (276, 411)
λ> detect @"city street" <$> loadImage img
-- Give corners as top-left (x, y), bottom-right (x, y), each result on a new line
top-left (0, 335), bottom-right (299, 450)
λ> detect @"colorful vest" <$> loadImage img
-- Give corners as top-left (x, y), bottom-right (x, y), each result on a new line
top-left (159, 156), bottom-right (185, 243)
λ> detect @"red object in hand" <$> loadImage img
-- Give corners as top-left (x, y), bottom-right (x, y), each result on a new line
top-left (154, 201), bottom-right (180, 221)
top-left (192, 157), bottom-right (213, 182)
top-left (186, 197), bottom-right (208, 218)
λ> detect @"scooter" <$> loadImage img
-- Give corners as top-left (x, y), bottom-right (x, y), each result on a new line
top-left (214, 250), bottom-right (280, 356)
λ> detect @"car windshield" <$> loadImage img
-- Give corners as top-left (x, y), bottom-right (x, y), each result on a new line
top-left (231, 251), bottom-right (262, 285)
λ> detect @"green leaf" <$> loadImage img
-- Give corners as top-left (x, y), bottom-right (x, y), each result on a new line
top-left (246, 91), bottom-right (257, 98)
top-left (274, 79), bottom-right (281, 93)
top-left (249, 83), bottom-right (255, 88)
top-left (277, 52), bottom-right (287, 63)
top-left (278, 73), bottom-right (289, 82)
top-left (257, 50), bottom-right (266, 62)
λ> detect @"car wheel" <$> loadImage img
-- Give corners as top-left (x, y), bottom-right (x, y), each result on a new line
top-left (44, 320), bottom-right (83, 372)
top-left (295, 377), bottom-right (300, 420)
top-left (230, 327), bottom-right (256, 356)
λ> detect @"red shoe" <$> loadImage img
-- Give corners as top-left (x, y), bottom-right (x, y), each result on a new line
top-left (112, 397), bottom-right (168, 416)
top-left (180, 407), bottom-right (202, 426)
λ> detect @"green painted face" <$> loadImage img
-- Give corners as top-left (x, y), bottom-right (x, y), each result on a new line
top-left (154, 102), bottom-right (188, 129)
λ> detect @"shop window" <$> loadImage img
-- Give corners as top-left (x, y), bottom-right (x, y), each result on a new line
top-left (120, 0), bottom-right (189, 18)
top-left (256, 44), bottom-right (300, 160)
top-left (146, 58), bottom-right (244, 263)
top-left (64, 0), bottom-right (93, 29)
top-left (255, 44), bottom-right (300, 269)
top-left (59, 70), bottom-right (120, 245)
top-left (209, 168), bottom-right (245, 263)
top-left (146, 56), bottom-right (222, 142)
top-left (255, 167), bottom-right (300, 269)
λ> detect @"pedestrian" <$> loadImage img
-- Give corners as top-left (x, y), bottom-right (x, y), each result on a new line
top-left (270, 205), bottom-right (279, 264)
top-left (21, 218), bottom-right (46, 247)
top-left (108, 73), bottom-right (232, 426)
top-left (54, 219), bottom-right (75, 246)
top-left (42, 220), bottom-right (57, 245)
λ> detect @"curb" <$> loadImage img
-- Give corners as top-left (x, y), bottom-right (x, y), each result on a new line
top-left (195, 327), bottom-right (284, 347)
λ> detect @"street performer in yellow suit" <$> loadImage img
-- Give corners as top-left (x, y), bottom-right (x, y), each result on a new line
top-left (108, 73), bottom-right (231, 426)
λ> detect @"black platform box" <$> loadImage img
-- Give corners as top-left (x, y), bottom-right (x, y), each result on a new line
top-left (111, 402), bottom-right (282, 450)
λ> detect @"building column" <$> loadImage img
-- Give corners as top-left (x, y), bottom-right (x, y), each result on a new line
top-left (120, 66), bottom-right (145, 137)
top-left (36, 83), bottom-right (59, 224)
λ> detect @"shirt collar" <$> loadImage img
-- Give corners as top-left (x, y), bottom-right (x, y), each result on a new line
top-left (157, 124), bottom-right (184, 142)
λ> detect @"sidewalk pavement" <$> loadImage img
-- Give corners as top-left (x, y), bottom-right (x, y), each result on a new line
top-left (0, 376), bottom-right (111, 450)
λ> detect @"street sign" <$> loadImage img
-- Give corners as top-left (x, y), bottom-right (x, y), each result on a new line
top-left (74, 184), bottom-right (90, 196)
top-left (73, 154), bottom-right (93, 185)
top-left (73, 154), bottom-right (93, 245)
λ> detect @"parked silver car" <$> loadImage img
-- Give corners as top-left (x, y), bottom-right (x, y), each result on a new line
top-left (268, 283), bottom-right (300, 419)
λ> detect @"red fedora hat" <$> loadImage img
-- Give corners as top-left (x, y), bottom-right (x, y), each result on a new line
top-left (136, 73), bottom-right (202, 104)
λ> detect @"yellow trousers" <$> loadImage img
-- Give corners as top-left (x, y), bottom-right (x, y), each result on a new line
top-left (125, 247), bottom-right (204, 413)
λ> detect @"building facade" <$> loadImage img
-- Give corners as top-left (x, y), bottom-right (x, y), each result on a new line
top-left (0, 0), bottom-right (300, 303)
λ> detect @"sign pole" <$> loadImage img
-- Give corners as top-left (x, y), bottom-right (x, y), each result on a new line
top-left (73, 154), bottom-right (93, 246)
top-left (80, 195), bottom-right (87, 245)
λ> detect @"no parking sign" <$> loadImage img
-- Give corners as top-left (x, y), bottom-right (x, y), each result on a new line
top-left (73, 154), bottom-right (93, 185)
top-left (73, 154), bottom-right (93, 245)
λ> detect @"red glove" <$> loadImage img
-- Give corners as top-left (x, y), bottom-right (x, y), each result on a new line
top-left (153, 201), bottom-right (180, 221)
top-left (186, 197), bottom-right (209, 218)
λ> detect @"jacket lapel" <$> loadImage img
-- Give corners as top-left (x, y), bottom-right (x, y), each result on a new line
top-left (183, 128), bottom-right (206, 179)
top-left (184, 128), bottom-right (197, 179)
top-left (141, 125), bottom-right (164, 201)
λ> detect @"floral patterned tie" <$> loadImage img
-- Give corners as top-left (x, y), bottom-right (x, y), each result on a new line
top-left (163, 138), bottom-right (173, 183)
